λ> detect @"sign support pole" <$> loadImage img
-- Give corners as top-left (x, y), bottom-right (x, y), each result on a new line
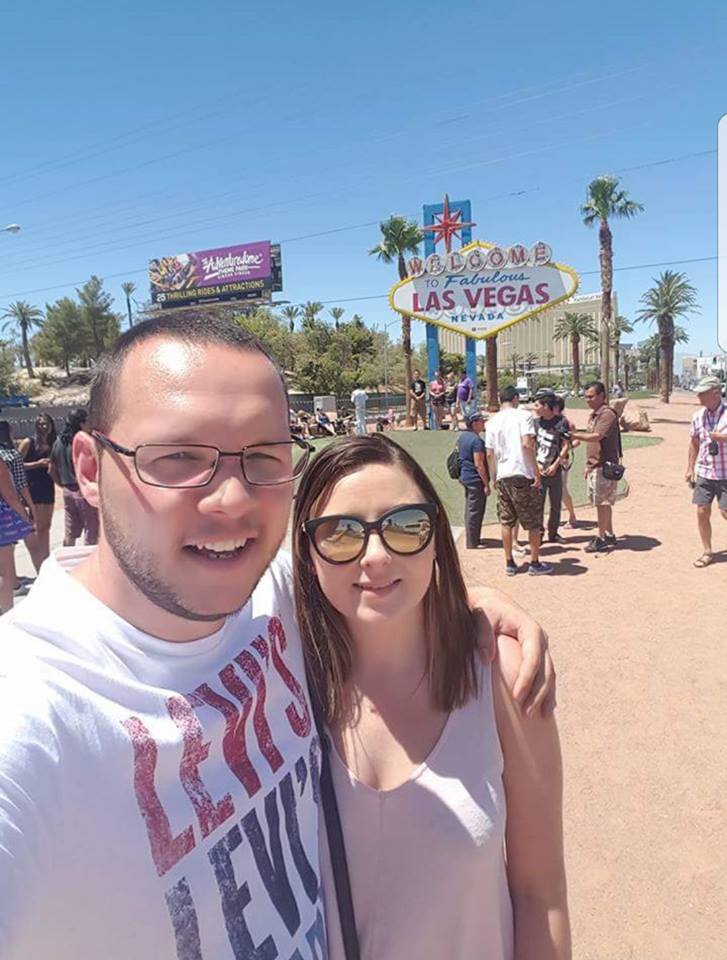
top-left (422, 199), bottom-right (474, 428)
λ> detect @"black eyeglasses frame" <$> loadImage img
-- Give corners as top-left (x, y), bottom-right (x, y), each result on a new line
top-left (302, 502), bottom-right (438, 565)
top-left (91, 430), bottom-right (313, 489)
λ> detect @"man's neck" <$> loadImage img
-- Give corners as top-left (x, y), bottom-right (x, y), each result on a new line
top-left (72, 544), bottom-right (228, 643)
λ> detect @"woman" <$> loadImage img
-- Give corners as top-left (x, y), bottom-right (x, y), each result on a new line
top-left (293, 435), bottom-right (569, 960)
top-left (429, 370), bottom-right (446, 428)
top-left (19, 413), bottom-right (57, 570)
top-left (0, 420), bottom-right (36, 588)
top-left (50, 408), bottom-right (99, 547)
top-left (0, 458), bottom-right (34, 611)
top-left (444, 371), bottom-right (458, 428)
top-left (554, 395), bottom-right (578, 527)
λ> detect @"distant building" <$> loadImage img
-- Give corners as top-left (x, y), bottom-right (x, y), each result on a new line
top-left (440, 291), bottom-right (619, 371)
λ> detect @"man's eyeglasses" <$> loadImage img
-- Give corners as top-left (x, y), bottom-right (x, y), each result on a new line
top-left (303, 503), bottom-right (437, 564)
top-left (92, 431), bottom-right (313, 489)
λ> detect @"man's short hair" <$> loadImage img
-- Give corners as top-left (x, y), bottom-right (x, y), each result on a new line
top-left (584, 380), bottom-right (605, 396)
top-left (536, 393), bottom-right (557, 410)
top-left (500, 385), bottom-right (518, 403)
top-left (88, 311), bottom-right (287, 432)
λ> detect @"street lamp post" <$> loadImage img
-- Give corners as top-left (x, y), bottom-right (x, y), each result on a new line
top-left (382, 318), bottom-right (399, 412)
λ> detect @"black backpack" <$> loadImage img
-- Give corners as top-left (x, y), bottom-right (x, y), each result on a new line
top-left (446, 444), bottom-right (462, 479)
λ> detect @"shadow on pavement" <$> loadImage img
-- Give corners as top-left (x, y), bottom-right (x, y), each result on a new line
top-left (615, 535), bottom-right (661, 552)
top-left (549, 557), bottom-right (588, 576)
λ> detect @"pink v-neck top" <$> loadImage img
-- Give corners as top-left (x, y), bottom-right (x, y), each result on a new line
top-left (320, 663), bottom-right (514, 959)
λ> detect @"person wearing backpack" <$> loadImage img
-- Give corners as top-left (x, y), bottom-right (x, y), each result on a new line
top-left (457, 411), bottom-right (490, 548)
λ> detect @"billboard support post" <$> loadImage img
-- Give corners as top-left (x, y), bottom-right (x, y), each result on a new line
top-left (422, 198), bottom-right (474, 426)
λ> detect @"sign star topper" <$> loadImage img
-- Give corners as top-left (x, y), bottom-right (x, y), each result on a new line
top-left (421, 194), bottom-right (477, 253)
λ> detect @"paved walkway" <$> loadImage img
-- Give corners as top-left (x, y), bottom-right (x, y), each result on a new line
top-left (459, 392), bottom-right (725, 960)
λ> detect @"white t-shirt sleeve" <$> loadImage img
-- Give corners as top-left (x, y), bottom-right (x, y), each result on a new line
top-left (0, 670), bottom-right (62, 951)
top-left (521, 412), bottom-right (536, 436)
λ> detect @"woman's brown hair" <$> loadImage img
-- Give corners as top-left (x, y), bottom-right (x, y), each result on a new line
top-left (293, 434), bottom-right (479, 723)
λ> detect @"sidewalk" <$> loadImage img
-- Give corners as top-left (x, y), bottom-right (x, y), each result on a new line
top-left (458, 391), bottom-right (725, 960)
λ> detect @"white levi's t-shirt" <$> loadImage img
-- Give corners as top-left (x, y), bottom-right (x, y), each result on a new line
top-left (0, 550), bottom-right (325, 960)
top-left (485, 407), bottom-right (536, 481)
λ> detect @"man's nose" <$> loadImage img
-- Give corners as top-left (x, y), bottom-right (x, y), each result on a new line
top-left (197, 457), bottom-right (256, 516)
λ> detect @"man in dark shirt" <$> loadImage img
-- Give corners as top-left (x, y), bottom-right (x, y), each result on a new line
top-left (409, 369), bottom-right (428, 430)
top-left (533, 392), bottom-right (570, 543)
top-left (457, 411), bottom-right (490, 548)
top-left (571, 380), bottom-right (621, 553)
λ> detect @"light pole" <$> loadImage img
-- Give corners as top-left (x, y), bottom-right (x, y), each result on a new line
top-left (1, 224), bottom-right (21, 234)
top-left (382, 318), bottom-right (399, 411)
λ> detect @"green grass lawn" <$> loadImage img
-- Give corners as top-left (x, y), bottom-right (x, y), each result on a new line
top-left (561, 390), bottom-right (656, 410)
top-left (310, 429), bottom-right (662, 527)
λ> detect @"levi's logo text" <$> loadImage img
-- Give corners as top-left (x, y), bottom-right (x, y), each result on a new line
top-left (120, 616), bottom-right (326, 960)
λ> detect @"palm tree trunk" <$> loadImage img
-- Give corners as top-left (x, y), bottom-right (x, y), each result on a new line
top-left (486, 336), bottom-right (498, 411)
top-left (398, 254), bottom-right (413, 426)
top-left (599, 218), bottom-right (613, 395)
top-left (125, 295), bottom-right (134, 329)
top-left (21, 325), bottom-right (35, 379)
top-left (624, 357), bottom-right (630, 392)
top-left (572, 335), bottom-right (581, 391)
top-left (615, 342), bottom-right (620, 382)
top-left (658, 331), bottom-right (669, 404)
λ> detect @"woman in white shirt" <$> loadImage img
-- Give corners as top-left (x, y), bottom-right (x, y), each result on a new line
top-left (292, 434), bottom-right (570, 960)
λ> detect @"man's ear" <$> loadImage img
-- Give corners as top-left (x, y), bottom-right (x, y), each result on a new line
top-left (73, 431), bottom-right (100, 508)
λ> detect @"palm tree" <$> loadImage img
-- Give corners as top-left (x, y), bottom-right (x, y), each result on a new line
top-left (523, 352), bottom-right (538, 371)
top-left (510, 352), bottom-right (522, 379)
top-left (610, 315), bottom-right (633, 384)
top-left (553, 312), bottom-right (598, 392)
top-left (351, 313), bottom-right (365, 329)
top-left (369, 215), bottom-right (423, 423)
top-left (581, 176), bottom-right (644, 395)
top-left (636, 270), bottom-right (699, 403)
top-left (1, 301), bottom-right (43, 378)
top-left (638, 335), bottom-right (661, 391)
top-left (544, 351), bottom-right (555, 373)
top-left (301, 301), bottom-right (324, 329)
top-left (280, 304), bottom-right (300, 333)
top-left (121, 281), bottom-right (136, 329)
top-left (329, 306), bottom-right (345, 331)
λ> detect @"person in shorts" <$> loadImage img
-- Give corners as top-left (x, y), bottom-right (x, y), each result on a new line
top-left (50, 408), bottom-right (100, 547)
top-left (571, 381), bottom-right (621, 554)
top-left (444, 372), bottom-right (458, 428)
top-left (429, 370), bottom-right (446, 429)
top-left (486, 385), bottom-right (552, 576)
top-left (686, 375), bottom-right (727, 567)
top-left (410, 369), bottom-right (428, 429)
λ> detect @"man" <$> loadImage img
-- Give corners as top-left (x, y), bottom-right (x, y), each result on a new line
top-left (457, 411), bottom-right (491, 549)
top-left (456, 368), bottom-right (475, 428)
top-left (686, 375), bottom-right (727, 567)
top-left (486, 385), bottom-right (553, 576)
top-left (409, 369), bottom-right (428, 429)
top-left (0, 314), bottom-right (554, 959)
top-left (571, 380), bottom-right (621, 554)
top-left (350, 386), bottom-right (368, 436)
top-left (533, 391), bottom-right (571, 543)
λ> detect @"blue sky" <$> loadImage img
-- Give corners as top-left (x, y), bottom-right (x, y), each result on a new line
top-left (1, 0), bottom-right (725, 356)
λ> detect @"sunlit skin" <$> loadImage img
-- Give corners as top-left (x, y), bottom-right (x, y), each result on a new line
top-left (309, 463), bottom-right (435, 647)
top-left (72, 339), bottom-right (293, 642)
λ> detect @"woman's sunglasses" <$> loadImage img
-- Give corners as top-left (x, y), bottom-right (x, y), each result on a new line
top-left (303, 503), bottom-right (437, 565)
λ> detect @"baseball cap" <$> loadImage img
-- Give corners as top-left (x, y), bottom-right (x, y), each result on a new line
top-left (466, 411), bottom-right (485, 426)
top-left (695, 376), bottom-right (722, 394)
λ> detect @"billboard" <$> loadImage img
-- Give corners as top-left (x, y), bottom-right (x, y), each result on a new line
top-left (149, 241), bottom-right (282, 308)
top-left (389, 239), bottom-right (578, 340)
